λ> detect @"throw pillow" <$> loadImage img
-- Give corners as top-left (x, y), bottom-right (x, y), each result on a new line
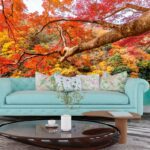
top-left (100, 71), bottom-right (128, 92)
top-left (35, 72), bottom-right (56, 91)
top-left (54, 75), bottom-right (82, 92)
top-left (77, 74), bottom-right (100, 90)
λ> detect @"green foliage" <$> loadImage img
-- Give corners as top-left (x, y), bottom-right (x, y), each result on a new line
top-left (57, 91), bottom-right (83, 108)
top-left (78, 66), bottom-right (91, 72)
top-left (101, 44), bottom-right (112, 51)
top-left (53, 76), bottom-right (83, 108)
top-left (108, 53), bottom-right (122, 65)
top-left (145, 48), bottom-right (150, 54)
top-left (108, 53), bottom-right (132, 75)
top-left (37, 32), bottom-right (59, 44)
top-left (112, 66), bottom-right (131, 75)
top-left (138, 60), bottom-right (150, 80)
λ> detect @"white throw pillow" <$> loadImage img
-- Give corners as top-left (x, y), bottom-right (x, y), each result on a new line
top-left (35, 72), bottom-right (56, 91)
top-left (77, 74), bottom-right (100, 90)
top-left (54, 75), bottom-right (82, 92)
top-left (100, 71), bottom-right (128, 92)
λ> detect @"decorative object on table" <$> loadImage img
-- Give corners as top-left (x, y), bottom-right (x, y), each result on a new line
top-left (61, 114), bottom-right (72, 132)
top-left (45, 120), bottom-right (58, 128)
top-left (48, 120), bottom-right (56, 126)
top-left (44, 120), bottom-right (58, 133)
top-left (0, 119), bottom-right (120, 150)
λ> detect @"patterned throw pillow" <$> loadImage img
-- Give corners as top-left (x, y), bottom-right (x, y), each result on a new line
top-left (77, 74), bottom-right (100, 90)
top-left (35, 72), bottom-right (56, 91)
top-left (100, 71), bottom-right (128, 92)
top-left (54, 75), bottom-right (82, 92)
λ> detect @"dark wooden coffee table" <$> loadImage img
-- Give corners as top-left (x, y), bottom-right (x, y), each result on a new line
top-left (0, 119), bottom-right (119, 150)
top-left (83, 111), bottom-right (141, 144)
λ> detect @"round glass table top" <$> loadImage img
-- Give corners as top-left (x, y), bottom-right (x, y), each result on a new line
top-left (0, 120), bottom-right (116, 139)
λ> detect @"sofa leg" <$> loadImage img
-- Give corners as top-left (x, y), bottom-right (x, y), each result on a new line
top-left (115, 118), bottom-right (127, 144)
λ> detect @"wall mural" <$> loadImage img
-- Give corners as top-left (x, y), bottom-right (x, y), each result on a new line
top-left (0, 0), bottom-right (150, 82)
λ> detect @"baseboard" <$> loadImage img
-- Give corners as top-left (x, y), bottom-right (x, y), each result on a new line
top-left (144, 106), bottom-right (150, 113)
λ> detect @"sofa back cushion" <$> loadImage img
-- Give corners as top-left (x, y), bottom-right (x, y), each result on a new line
top-left (10, 78), bottom-right (35, 92)
top-left (100, 71), bottom-right (128, 92)
top-left (77, 74), bottom-right (100, 90)
top-left (35, 72), bottom-right (56, 91)
top-left (54, 74), bottom-right (82, 92)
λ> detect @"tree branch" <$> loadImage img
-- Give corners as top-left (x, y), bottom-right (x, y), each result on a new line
top-left (60, 10), bottom-right (150, 61)
top-left (56, 25), bottom-right (67, 47)
top-left (9, 0), bottom-right (14, 17)
top-left (35, 4), bottom-right (150, 38)
top-left (104, 3), bottom-right (150, 19)
top-left (34, 18), bottom-right (119, 36)
top-left (1, 0), bottom-right (16, 41)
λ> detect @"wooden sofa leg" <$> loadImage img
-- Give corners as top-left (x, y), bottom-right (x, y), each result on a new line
top-left (115, 118), bottom-right (128, 144)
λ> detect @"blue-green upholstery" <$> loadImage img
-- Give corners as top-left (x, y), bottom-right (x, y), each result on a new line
top-left (0, 77), bottom-right (149, 116)
top-left (144, 89), bottom-right (150, 105)
top-left (6, 90), bottom-right (129, 105)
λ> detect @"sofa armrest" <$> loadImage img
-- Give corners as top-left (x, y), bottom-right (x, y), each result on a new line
top-left (125, 78), bottom-right (149, 115)
top-left (0, 78), bottom-right (12, 106)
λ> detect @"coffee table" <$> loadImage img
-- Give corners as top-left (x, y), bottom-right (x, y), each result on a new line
top-left (83, 111), bottom-right (141, 144)
top-left (0, 119), bottom-right (119, 150)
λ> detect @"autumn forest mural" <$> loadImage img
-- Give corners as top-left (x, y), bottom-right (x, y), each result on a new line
top-left (0, 0), bottom-right (150, 81)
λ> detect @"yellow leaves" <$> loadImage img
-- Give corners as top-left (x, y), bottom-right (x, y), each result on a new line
top-left (89, 62), bottom-right (114, 76)
top-left (88, 70), bottom-right (103, 76)
top-left (12, 70), bottom-right (22, 78)
top-left (2, 41), bottom-right (14, 52)
top-left (121, 54), bottom-right (139, 73)
top-left (1, 41), bottom-right (15, 58)
top-left (51, 63), bottom-right (78, 76)
top-left (0, 31), bottom-right (21, 58)
top-left (0, 31), bottom-right (10, 45)
top-left (106, 66), bottom-right (114, 73)
top-left (60, 65), bottom-right (78, 76)
top-left (141, 61), bottom-right (149, 67)
top-left (55, 63), bottom-right (60, 68)
top-left (52, 67), bottom-right (62, 73)
top-left (99, 61), bottom-right (107, 70)
top-left (18, 37), bottom-right (27, 46)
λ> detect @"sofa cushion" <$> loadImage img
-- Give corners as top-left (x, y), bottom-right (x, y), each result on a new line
top-left (10, 78), bottom-right (35, 92)
top-left (6, 90), bottom-right (129, 105)
top-left (77, 74), bottom-right (100, 91)
top-left (35, 72), bottom-right (56, 91)
top-left (100, 71), bottom-right (128, 92)
top-left (6, 91), bottom-right (64, 105)
top-left (54, 74), bottom-right (82, 92)
top-left (78, 91), bottom-right (129, 104)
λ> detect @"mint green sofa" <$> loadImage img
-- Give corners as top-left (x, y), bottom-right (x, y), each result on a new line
top-left (0, 78), bottom-right (149, 116)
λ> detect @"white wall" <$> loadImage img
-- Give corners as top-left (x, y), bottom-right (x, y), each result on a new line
top-left (144, 106), bottom-right (150, 113)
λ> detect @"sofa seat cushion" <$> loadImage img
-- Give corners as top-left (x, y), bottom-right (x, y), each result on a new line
top-left (6, 90), bottom-right (129, 105)
top-left (78, 91), bottom-right (129, 104)
top-left (6, 91), bottom-right (64, 105)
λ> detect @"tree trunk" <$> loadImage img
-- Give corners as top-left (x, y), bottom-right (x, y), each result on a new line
top-left (60, 10), bottom-right (150, 61)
